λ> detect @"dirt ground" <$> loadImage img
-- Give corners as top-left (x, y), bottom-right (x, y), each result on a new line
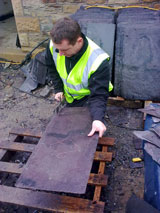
top-left (0, 64), bottom-right (144, 213)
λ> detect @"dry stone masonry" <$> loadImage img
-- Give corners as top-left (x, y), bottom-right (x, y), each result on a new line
top-left (11, 0), bottom-right (160, 50)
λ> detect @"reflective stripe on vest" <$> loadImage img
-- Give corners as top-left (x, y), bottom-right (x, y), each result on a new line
top-left (49, 38), bottom-right (113, 103)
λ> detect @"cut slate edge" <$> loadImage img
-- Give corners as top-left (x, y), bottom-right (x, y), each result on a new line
top-left (15, 135), bottom-right (98, 194)
top-left (133, 130), bottom-right (160, 148)
top-left (144, 143), bottom-right (160, 165)
top-left (15, 107), bottom-right (99, 194)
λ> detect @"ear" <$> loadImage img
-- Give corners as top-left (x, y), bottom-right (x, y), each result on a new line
top-left (77, 37), bottom-right (83, 43)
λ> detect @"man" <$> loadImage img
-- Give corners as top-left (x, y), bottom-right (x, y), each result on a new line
top-left (45, 17), bottom-right (113, 137)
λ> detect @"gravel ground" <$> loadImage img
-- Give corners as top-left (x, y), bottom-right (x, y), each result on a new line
top-left (0, 64), bottom-right (144, 213)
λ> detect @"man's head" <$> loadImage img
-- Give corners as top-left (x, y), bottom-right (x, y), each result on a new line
top-left (50, 17), bottom-right (83, 57)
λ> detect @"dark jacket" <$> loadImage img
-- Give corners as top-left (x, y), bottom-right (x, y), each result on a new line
top-left (45, 34), bottom-right (110, 122)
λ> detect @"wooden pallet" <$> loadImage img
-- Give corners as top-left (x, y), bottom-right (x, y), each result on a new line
top-left (0, 128), bottom-right (114, 213)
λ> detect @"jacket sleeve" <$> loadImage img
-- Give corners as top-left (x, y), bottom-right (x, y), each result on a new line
top-left (45, 42), bottom-right (63, 93)
top-left (88, 60), bottom-right (110, 123)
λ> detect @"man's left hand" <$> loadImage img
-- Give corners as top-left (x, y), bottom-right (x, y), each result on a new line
top-left (88, 120), bottom-right (106, 138)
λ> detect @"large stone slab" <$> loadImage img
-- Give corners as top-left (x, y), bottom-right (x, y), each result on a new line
top-left (70, 6), bottom-right (116, 80)
top-left (16, 107), bottom-right (98, 194)
top-left (114, 8), bottom-right (160, 100)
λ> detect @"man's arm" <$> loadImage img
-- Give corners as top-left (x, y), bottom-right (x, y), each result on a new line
top-left (87, 60), bottom-right (110, 137)
top-left (45, 42), bottom-right (63, 94)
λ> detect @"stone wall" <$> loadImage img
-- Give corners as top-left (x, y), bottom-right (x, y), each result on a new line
top-left (11, 0), bottom-right (160, 51)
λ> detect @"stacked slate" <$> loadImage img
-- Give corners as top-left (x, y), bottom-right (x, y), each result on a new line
top-left (114, 8), bottom-right (160, 100)
top-left (71, 6), bottom-right (116, 80)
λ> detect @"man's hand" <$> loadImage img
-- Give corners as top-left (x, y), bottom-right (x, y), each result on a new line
top-left (55, 92), bottom-right (64, 102)
top-left (88, 120), bottom-right (106, 138)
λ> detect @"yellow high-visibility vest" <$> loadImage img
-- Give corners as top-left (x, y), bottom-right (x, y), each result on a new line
top-left (50, 37), bottom-right (113, 103)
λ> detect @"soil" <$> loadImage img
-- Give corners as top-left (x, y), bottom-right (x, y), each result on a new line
top-left (0, 64), bottom-right (144, 213)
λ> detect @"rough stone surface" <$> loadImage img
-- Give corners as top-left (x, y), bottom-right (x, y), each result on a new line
top-left (60, 0), bottom-right (83, 2)
top-left (28, 33), bottom-right (48, 47)
top-left (154, 3), bottom-right (160, 9)
top-left (11, 0), bottom-right (160, 50)
top-left (143, 0), bottom-right (157, 2)
top-left (19, 33), bottom-right (29, 47)
top-left (86, 0), bottom-right (106, 4)
top-left (63, 4), bottom-right (81, 13)
top-left (108, 0), bottom-right (139, 4)
top-left (40, 85), bottom-right (52, 97)
top-left (15, 17), bottom-right (40, 32)
top-left (51, 14), bottom-right (69, 24)
top-left (22, 0), bottom-right (41, 7)
top-left (114, 8), bottom-right (160, 100)
top-left (11, 0), bottom-right (23, 16)
top-left (42, 0), bottom-right (56, 3)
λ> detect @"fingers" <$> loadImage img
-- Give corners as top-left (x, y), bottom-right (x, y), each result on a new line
top-left (55, 92), bottom-right (64, 102)
top-left (88, 127), bottom-right (96, 137)
top-left (99, 130), bottom-right (103, 138)
top-left (88, 120), bottom-right (106, 138)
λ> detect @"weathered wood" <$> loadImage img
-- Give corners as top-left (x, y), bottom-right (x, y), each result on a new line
top-left (0, 142), bottom-right (112, 162)
top-left (88, 173), bottom-right (108, 187)
top-left (10, 128), bottom-right (42, 139)
top-left (16, 108), bottom-right (99, 194)
top-left (94, 151), bottom-right (112, 162)
top-left (93, 146), bottom-right (108, 202)
top-left (0, 142), bottom-right (111, 162)
top-left (0, 141), bottom-right (35, 153)
top-left (10, 128), bottom-right (115, 147)
top-left (0, 162), bottom-right (108, 187)
top-left (0, 161), bottom-right (23, 174)
top-left (0, 185), bottom-right (105, 213)
top-left (98, 137), bottom-right (115, 146)
top-left (108, 97), bottom-right (143, 109)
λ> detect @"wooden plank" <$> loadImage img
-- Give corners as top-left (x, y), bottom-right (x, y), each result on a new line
top-left (143, 101), bottom-right (153, 120)
top-left (0, 141), bottom-right (35, 153)
top-left (88, 173), bottom-right (108, 187)
top-left (0, 185), bottom-right (105, 213)
top-left (9, 128), bottom-right (42, 138)
top-left (16, 107), bottom-right (99, 194)
top-left (0, 142), bottom-right (112, 162)
top-left (0, 162), bottom-right (108, 187)
top-left (94, 151), bottom-right (112, 162)
top-left (10, 128), bottom-right (114, 148)
top-left (108, 97), bottom-right (143, 109)
top-left (93, 146), bottom-right (108, 202)
top-left (98, 137), bottom-right (115, 146)
top-left (0, 161), bottom-right (23, 174)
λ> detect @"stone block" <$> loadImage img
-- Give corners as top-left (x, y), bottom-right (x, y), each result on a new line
top-left (60, 0), bottom-right (83, 2)
top-left (23, 0), bottom-right (42, 7)
top-left (143, 0), bottom-right (156, 2)
top-left (16, 17), bottom-right (40, 32)
top-left (86, 0), bottom-right (106, 4)
top-left (42, 0), bottom-right (56, 3)
top-left (19, 33), bottom-right (29, 46)
top-left (0, 48), bottom-right (26, 62)
top-left (28, 33), bottom-right (48, 48)
top-left (63, 4), bottom-right (81, 13)
top-left (23, 9), bottom-right (32, 16)
top-left (154, 4), bottom-right (160, 9)
top-left (51, 14), bottom-right (68, 24)
top-left (108, 0), bottom-right (139, 4)
top-left (11, 0), bottom-right (23, 16)
top-left (45, 5), bottom-right (63, 12)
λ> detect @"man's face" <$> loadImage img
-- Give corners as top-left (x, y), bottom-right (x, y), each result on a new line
top-left (53, 37), bottom-right (83, 57)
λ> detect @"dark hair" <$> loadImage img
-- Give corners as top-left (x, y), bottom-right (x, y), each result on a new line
top-left (50, 17), bottom-right (81, 45)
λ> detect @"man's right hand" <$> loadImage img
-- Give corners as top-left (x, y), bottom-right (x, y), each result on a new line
top-left (55, 92), bottom-right (64, 102)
